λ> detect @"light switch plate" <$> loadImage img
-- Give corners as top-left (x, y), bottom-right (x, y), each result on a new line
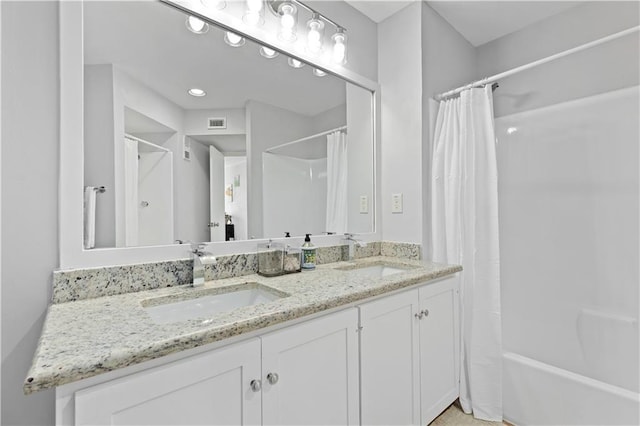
top-left (391, 193), bottom-right (403, 213)
top-left (359, 195), bottom-right (368, 214)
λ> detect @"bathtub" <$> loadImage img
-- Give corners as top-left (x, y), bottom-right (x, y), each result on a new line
top-left (503, 352), bottom-right (640, 425)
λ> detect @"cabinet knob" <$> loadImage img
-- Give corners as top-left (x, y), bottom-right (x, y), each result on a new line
top-left (250, 379), bottom-right (262, 392)
top-left (414, 312), bottom-right (423, 320)
top-left (267, 372), bottom-right (279, 385)
top-left (422, 309), bottom-right (430, 317)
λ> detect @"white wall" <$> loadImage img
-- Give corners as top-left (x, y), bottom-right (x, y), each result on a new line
top-left (1, 1), bottom-right (57, 424)
top-left (477, 1), bottom-right (639, 117)
top-left (378, 3), bottom-right (423, 244)
top-left (377, 2), bottom-right (478, 251)
top-left (312, 103), bottom-right (346, 134)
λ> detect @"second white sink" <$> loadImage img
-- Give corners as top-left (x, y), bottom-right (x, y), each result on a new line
top-left (337, 263), bottom-right (414, 278)
top-left (144, 283), bottom-right (287, 324)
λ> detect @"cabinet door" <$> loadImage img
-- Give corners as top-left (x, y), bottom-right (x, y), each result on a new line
top-left (359, 289), bottom-right (421, 426)
top-left (261, 308), bottom-right (359, 426)
top-left (74, 339), bottom-right (262, 426)
top-left (419, 277), bottom-right (460, 425)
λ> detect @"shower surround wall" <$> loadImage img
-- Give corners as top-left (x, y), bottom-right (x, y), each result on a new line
top-left (478, 2), bottom-right (640, 424)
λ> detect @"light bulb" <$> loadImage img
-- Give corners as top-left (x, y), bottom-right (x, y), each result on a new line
top-left (278, 2), bottom-right (297, 42)
top-left (260, 46), bottom-right (279, 58)
top-left (186, 16), bottom-right (209, 34)
top-left (224, 31), bottom-right (245, 47)
top-left (331, 29), bottom-right (347, 64)
top-left (246, 0), bottom-right (263, 12)
top-left (281, 13), bottom-right (295, 29)
top-left (306, 14), bottom-right (324, 56)
top-left (243, 0), bottom-right (264, 25)
top-left (201, 0), bottom-right (226, 10)
top-left (313, 68), bottom-right (326, 77)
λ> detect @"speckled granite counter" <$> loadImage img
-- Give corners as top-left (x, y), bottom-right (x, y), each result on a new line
top-left (24, 256), bottom-right (461, 394)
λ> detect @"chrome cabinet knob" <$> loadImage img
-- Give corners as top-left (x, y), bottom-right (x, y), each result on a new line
top-left (250, 379), bottom-right (262, 392)
top-left (422, 309), bottom-right (429, 317)
top-left (414, 312), bottom-right (423, 320)
top-left (267, 372), bottom-right (279, 385)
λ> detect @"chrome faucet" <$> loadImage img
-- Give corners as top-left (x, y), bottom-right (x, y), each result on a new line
top-left (191, 243), bottom-right (217, 287)
top-left (344, 233), bottom-right (367, 261)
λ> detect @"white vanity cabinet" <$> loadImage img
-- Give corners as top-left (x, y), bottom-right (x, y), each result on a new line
top-left (359, 276), bottom-right (460, 426)
top-left (61, 308), bottom-right (359, 426)
top-left (261, 308), bottom-right (360, 426)
top-left (72, 338), bottom-right (262, 426)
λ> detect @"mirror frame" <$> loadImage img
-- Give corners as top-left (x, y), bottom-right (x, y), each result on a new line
top-left (59, 0), bottom-right (381, 269)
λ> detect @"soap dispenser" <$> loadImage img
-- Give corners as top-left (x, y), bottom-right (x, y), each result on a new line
top-left (301, 234), bottom-right (317, 270)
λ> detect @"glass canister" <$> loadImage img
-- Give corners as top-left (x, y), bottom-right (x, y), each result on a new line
top-left (257, 240), bottom-right (285, 277)
top-left (284, 245), bottom-right (302, 273)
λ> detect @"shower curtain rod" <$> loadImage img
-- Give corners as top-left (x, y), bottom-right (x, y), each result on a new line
top-left (435, 25), bottom-right (640, 101)
top-left (266, 125), bottom-right (347, 153)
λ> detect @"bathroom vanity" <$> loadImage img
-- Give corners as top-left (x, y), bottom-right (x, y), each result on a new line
top-left (26, 256), bottom-right (460, 426)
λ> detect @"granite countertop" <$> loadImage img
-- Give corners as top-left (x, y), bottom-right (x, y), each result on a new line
top-left (24, 256), bottom-right (461, 394)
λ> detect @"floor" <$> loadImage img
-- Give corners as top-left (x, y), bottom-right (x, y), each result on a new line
top-left (430, 401), bottom-right (509, 425)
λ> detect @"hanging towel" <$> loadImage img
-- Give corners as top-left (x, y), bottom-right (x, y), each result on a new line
top-left (84, 186), bottom-right (97, 249)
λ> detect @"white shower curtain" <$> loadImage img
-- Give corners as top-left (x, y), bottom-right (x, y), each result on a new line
top-left (431, 86), bottom-right (502, 421)
top-left (123, 137), bottom-right (139, 247)
top-left (326, 131), bottom-right (348, 234)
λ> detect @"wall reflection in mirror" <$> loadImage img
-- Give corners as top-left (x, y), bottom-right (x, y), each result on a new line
top-left (83, 0), bottom-right (374, 248)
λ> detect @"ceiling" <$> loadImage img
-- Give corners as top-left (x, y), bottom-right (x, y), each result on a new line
top-left (346, 0), bottom-right (582, 46)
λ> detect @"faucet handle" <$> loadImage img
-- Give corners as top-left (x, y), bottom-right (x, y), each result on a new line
top-left (190, 242), bottom-right (208, 255)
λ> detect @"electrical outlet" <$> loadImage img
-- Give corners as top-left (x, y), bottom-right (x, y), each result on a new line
top-left (359, 195), bottom-right (368, 214)
top-left (391, 193), bottom-right (403, 213)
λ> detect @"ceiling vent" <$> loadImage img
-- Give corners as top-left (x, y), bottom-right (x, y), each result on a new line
top-left (208, 117), bottom-right (227, 129)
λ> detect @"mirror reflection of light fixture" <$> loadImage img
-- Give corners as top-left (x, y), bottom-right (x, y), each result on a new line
top-left (185, 16), bottom-right (209, 34)
top-left (188, 88), bottom-right (207, 97)
top-left (306, 13), bottom-right (324, 56)
top-left (201, 0), bottom-right (226, 10)
top-left (244, 0), bottom-right (265, 26)
top-left (312, 68), bottom-right (326, 77)
top-left (287, 58), bottom-right (304, 68)
top-left (224, 31), bottom-right (246, 47)
top-left (260, 46), bottom-right (279, 58)
top-left (277, 1), bottom-right (297, 42)
top-left (332, 28), bottom-right (347, 64)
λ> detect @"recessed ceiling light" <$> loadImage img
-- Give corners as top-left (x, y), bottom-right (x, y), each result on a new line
top-left (260, 46), bottom-right (279, 59)
top-left (185, 16), bottom-right (209, 34)
top-left (287, 58), bottom-right (305, 69)
top-left (313, 68), bottom-right (326, 77)
top-left (188, 88), bottom-right (206, 97)
top-left (224, 31), bottom-right (246, 47)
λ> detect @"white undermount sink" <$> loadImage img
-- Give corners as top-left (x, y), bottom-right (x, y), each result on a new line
top-left (336, 263), bottom-right (415, 278)
top-left (143, 283), bottom-right (288, 324)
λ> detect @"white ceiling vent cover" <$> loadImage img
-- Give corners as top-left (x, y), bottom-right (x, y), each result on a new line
top-left (208, 117), bottom-right (227, 129)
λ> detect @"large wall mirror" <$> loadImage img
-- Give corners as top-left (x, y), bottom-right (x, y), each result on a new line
top-left (81, 0), bottom-right (375, 250)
